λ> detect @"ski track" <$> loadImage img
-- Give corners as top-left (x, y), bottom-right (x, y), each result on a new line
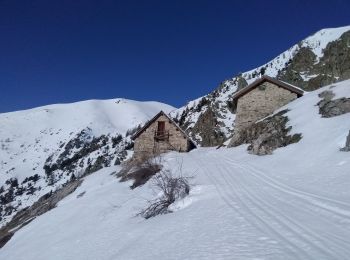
top-left (191, 151), bottom-right (350, 260)
top-left (195, 156), bottom-right (312, 260)
top-left (224, 158), bottom-right (350, 230)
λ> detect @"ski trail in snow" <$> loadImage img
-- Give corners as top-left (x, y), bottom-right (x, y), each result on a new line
top-left (192, 154), bottom-right (309, 259)
top-left (190, 151), bottom-right (350, 260)
top-left (223, 157), bottom-right (350, 232)
top-left (216, 161), bottom-right (349, 259)
top-left (225, 157), bottom-right (350, 218)
top-left (221, 158), bottom-right (350, 254)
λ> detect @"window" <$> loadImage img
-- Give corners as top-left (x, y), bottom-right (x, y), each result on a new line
top-left (155, 121), bottom-right (167, 141)
top-left (157, 121), bottom-right (165, 133)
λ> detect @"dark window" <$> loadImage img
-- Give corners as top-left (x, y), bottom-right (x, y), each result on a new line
top-left (155, 121), bottom-right (167, 141)
top-left (157, 121), bottom-right (165, 133)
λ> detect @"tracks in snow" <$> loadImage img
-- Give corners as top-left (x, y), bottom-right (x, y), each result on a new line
top-left (192, 152), bottom-right (350, 260)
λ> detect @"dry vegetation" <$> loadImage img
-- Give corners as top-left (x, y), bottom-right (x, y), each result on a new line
top-left (117, 153), bottom-right (162, 189)
top-left (139, 169), bottom-right (191, 219)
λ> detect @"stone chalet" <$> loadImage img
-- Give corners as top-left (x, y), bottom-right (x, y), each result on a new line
top-left (231, 75), bottom-right (304, 134)
top-left (132, 111), bottom-right (196, 157)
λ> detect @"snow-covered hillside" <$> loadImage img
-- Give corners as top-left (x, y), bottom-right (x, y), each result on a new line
top-left (173, 25), bottom-right (350, 146)
top-left (0, 99), bottom-right (174, 226)
top-left (1, 80), bottom-right (349, 259)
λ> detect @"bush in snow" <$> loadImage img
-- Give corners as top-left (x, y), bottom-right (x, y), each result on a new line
top-left (118, 153), bottom-right (162, 189)
top-left (139, 170), bottom-right (191, 219)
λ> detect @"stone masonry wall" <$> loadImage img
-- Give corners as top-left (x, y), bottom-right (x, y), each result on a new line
top-left (134, 115), bottom-right (189, 156)
top-left (234, 82), bottom-right (298, 132)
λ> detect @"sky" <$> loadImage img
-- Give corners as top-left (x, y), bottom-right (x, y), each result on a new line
top-left (1, 0), bottom-right (350, 113)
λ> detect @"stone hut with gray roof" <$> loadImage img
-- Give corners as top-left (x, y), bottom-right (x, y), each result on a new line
top-left (132, 111), bottom-right (196, 157)
top-left (229, 76), bottom-right (304, 146)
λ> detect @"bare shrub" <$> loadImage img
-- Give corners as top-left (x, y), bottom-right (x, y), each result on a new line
top-left (139, 169), bottom-right (191, 219)
top-left (117, 153), bottom-right (162, 189)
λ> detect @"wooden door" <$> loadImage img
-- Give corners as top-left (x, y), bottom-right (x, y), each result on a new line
top-left (157, 121), bottom-right (165, 133)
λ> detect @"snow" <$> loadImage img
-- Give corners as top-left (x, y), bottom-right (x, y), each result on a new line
top-left (1, 80), bottom-right (350, 259)
top-left (0, 98), bottom-right (174, 226)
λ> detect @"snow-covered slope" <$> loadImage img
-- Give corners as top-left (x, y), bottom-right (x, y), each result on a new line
top-left (173, 25), bottom-right (350, 146)
top-left (1, 80), bottom-right (349, 259)
top-left (0, 99), bottom-right (174, 226)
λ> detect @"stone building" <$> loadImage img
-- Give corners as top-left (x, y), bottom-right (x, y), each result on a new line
top-left (229, 76), bottom-right (304, 146)
top-left (132, 111), bottom-right (196, 157)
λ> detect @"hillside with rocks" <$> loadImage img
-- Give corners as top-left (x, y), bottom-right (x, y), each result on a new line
top-left (0, 99), bottom-right (174, 227)
top-left (172, 25), bottom-right (350, 146)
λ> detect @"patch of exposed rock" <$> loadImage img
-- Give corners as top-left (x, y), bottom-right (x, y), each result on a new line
top-left (43, 128), bottom-right (130, 185)
top-left (229, 110), bottom-right (302, 155)
top-left (0, 175), bottom-right (40, 223)
top-left (279, 31), bottom-right (350, 91)
top-left (317, 90), bottom-right (350, 117)
top-left (0, 179), bottom-right (82, 248)
top-left (340, 131), bottom-right (350, 152)
top-left (190, 108), bottom-right (226, 146)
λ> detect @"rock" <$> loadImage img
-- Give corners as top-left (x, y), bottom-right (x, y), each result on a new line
top-left (340, 131), bottom-right (350, 152)
top-left (278, 47), bottom-right (317, 88)
top-left (278, 31), bottom-right (350, 91)
top-left (229, 110), bottom-right (302, 155)
top-left (236, 75), bottom-right (248, 91)
top-left (318, 90), bottom-right (335, 100)
top-left (191, 108), bottom-right (225, 146)
top-left (317, 90), bottom-right (350, 118)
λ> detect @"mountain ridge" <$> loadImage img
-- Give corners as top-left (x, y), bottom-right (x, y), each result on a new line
top-left (172, 25), bottom-right (350, 146)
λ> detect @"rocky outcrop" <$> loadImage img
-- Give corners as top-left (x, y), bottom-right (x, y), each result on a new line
top-left (43, 128), bottom-right (130, 185)
top-left (278, 31), bottom-right (350, 90)
top-left (0, 175), bottom-right (40, 223)
top-left (279, 31), bottom-right (350, 91)
top-left (318, 31), bottom-right (350, 81)
top-left (278, 47), bottom-right (317, 88)
top-left (317, 90), bottom-right (350, 117)
top-left (191, 108), bottom-right (226, 146)
top-left (340, 131), bottom-right (350, 152)
top-left (229, 110), bottom-right (302, 155)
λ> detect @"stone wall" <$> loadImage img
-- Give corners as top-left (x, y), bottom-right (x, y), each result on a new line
top-left (234, 82), bottom-right (298, 132)
top-left (134, 115), bottom-right (190, 156)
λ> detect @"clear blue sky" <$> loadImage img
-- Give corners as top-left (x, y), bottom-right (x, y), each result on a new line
top-left (1, 0), bottom-right (349, 113)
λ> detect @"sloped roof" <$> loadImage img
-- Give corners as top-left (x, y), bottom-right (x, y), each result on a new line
top-left (131, 111), bottom-right (197, 147)
top-left (232, 75), bottom-right (304, 101)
